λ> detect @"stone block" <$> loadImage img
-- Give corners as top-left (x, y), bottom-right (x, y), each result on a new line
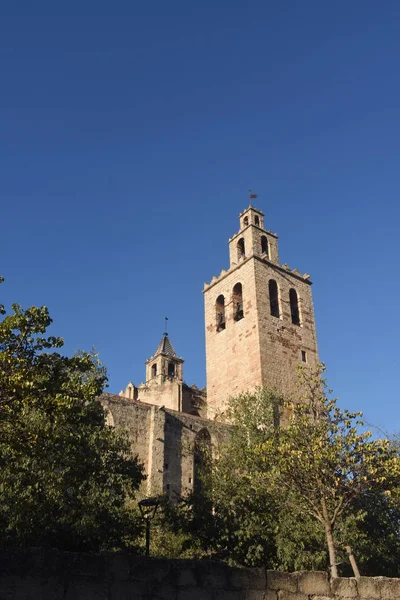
top-left (229, 568), bottom-right (250, 590)
top-left (245, 591), bottom-right (268, 600)
top-left (12, 577), bottom-right (64, 600)
top-left (229, 568), bottom-right (266, 592)
top-left (151, 583), bottom-right (177, 600)
top-left (109, 554), bottom-right (131, 581)
top-left (65, 579), bottom-right (108, 599)
top-left (297, 571), bottom-right (330, 596)
top-left (177, 588), bottom-right (212, 600)
top-left (110, 581), bottom-right (148, 600)
top-left (277, 592), bottom-right (307, 600)
top-left (178, 568), bottom-right (197, 587)
top-left (69, 553), bottom-right (106, 579)
top-left (249, 568), bottom-right (267, 590)
top-left (379, 577), bottom-right (400, 599)
top-left (0, 577), bottom-right (13, 600)
top-left (197, 563), bottom-right (227, 589)
top-left (227, 568), bottom-right (267, 590)
top-left (357, 576), bottom-right (382, 599)
top-left (130, 557), bottom-right (171, 583)
top-left (213, 591), bottom-right (248, 600)
top-left (330, 577), bottom-right (358, 598)
top-left (267, 571), bottom-right (298, 593)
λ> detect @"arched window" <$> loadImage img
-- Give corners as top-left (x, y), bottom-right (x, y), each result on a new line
top-left (244, 216), bottom-right (249, 226)
top-left (269, 279), bottom-right (280, 317)
top-left (261, 235), bottom-right (269, 256)
top-left (194, 428), bottom-right (211, 495)
top-left (168, 362), bottom-right (175, 377)
top-left (289, 288), bottom-right (300, 325)
top-left (151, 363), bottom-right (157, 378)
top-left (233, 282), bottom-right (244, 321)
top-left (216, 294), bottom-right (226, 331)
top-left (237, 238), bottom-right (245, 261)
top-left (105, 409), bottom-right (115, 427)
top-left (255, 215), bottom-right (260, 226)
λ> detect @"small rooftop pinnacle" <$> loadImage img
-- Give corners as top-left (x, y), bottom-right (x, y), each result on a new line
top-left (152, 333), bottom-right (177, 358)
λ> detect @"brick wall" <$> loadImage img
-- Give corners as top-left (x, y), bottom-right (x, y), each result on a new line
top-left (1, 549), bottom-right (399, 600)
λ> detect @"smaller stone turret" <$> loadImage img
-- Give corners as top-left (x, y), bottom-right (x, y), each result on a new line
top-left (145, 333), bottom-right (184, 384)
top-left (228, 205), bottom-right (279, 267)
top-left (119, 332), bottom-right (206, 416)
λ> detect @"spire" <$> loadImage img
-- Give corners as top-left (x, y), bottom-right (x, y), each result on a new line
top-left (149, 317), bottom-right (177, 358)
top-left (153, 333), bottom-right (177, 358)
top-left (145, 320), bottom-right (184, 384)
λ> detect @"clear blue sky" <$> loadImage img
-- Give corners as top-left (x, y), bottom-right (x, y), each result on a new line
top-left (1, 1), bottom-right (399, 434)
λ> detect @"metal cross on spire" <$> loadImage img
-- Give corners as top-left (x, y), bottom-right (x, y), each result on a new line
top-left (164, 317), bottom-right (168, 337)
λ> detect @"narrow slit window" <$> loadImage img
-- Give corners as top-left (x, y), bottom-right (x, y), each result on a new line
top-left (255, 215), bottom-right (260, 226)
top-left (233, 283), bottom-right (244, 321)
top-left (216, 294), bottom-right (226, 331)
top-left (261, 235), bottom-right (269, 256)
top-left (301, 351), bottom-right (307, 363)
top-left (194, 429), bottom-right (211, 495)
top-left (269, 279), bottom-right (280, 317)
top-left (290, 288), bottom-right (300, 325)
top-left (151, 363), bottom-right (157, 378)
top-left (237, 238), bottom-right (245, 261)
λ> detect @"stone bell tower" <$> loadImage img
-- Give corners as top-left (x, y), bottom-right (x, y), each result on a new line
top-left (203, 199), bottom-right (319, 418)
top-left (145, 333), bottom-right (184, 384)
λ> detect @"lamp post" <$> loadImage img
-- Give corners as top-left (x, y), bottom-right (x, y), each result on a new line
top-left (138, 497), bottom-right (159, 556)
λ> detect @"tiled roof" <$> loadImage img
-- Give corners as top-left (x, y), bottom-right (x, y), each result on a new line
top-left (154, 334), bottom-right (177, 358)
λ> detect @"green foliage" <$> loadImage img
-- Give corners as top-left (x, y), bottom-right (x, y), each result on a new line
top-left (202, 388), bottom-right (281, 567)
top-left (0, 279), bottom-right (145, 551)
top-left (177, 374), bottom-right (400, 576)
top-left (157, 389), bottom-right (284, 567)
top-left (135, 497), bottom-right (207, 559)
top-left (275, 506), bottom-right (327, 572)
top-left (258, 365), bottom-right (400, 575)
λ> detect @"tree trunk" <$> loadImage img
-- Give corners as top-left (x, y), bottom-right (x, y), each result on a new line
top-left (321, 498), bottom-right (338, 578)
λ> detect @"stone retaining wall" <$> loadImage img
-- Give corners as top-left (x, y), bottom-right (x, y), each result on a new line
top-left (0, 549), bottom-right (399, 600)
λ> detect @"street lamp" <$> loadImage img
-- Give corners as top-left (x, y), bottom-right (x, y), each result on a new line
top-left (138, 496), bottom-right (160, 556)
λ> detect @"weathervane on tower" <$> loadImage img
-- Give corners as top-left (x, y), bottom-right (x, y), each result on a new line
top-left (248, 190), bottom-right (258, 206)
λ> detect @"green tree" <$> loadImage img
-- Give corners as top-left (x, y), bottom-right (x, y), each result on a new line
top-left (199, 387), bottom-right (329, 570)
top-left (163, 388), bottom-right (283, 567)
top-left (259, 366), bottom-right (400, 577)
top-left (165, 387), bottom-right (328, 570)
top-left (0, 280), bottom-right (145, 551)
top-left (182, 373), bottom-right (400, 575)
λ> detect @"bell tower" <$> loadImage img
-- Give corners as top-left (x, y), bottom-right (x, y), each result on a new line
top-left (145, 333), bottom-right (184, 384)
top-left (203, 198), bottom-right (319, 418)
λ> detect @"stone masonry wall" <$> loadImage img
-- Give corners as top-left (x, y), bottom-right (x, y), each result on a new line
top-left (204, 205), bottom-right (320, 419)
top-left (204, 257), bottom-right (264, 419)
top-left (254, 257), bottom-right (319, 402)
top-left (1, 549), bottom-right (400, 600)
top-left (203, 254), bottom-right (319, 418)
top-left (99, 393), bottom-right (226, 499)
